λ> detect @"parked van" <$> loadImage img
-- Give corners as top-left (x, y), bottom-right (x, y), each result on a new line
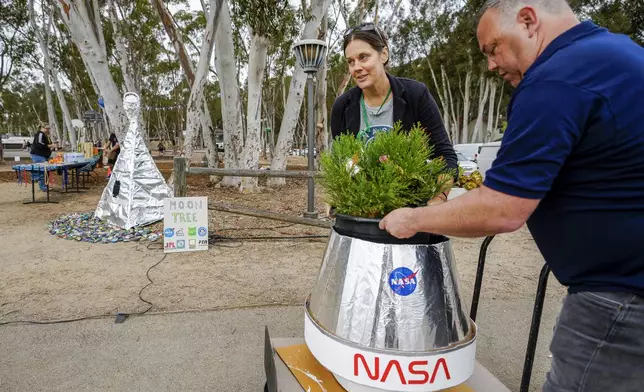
top-left (453, 143), bottom-right (483, 162)
top-left (477, 141), bottom-right (502, 179)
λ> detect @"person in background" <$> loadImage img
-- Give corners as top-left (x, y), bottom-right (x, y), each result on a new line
top-left (331, 22), bottom-right (458, 204)
top-left (379, 0), bottom-right (644, 390)
top-left (158, 140), bottom-right (166, 156)
top-left (30, 123), bottom-right (57, 191)
top-left (94, 139), bottom-right (103, 168)
top-left (105, 133), bottom-right (120, 177)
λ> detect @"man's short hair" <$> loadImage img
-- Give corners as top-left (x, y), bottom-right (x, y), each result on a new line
top-left (475, 0), bottom-right (569, 29)
top-left (40, 122), bottom-right (50, 129)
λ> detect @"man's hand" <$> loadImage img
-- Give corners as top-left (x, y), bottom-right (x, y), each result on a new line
top-left (379, 207), bottom-right (419, 239)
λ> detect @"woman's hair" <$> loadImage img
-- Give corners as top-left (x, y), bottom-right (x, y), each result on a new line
top-left (109, 133), bottom-right (118, 144)
top-left (342, 23), bottom-right (390, 66)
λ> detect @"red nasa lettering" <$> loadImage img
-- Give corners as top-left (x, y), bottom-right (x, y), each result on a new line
top-left (354, 354), bottom-right (451, 385)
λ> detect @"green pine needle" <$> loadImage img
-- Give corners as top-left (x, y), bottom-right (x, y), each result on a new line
top-left (318, 122), bottom-right (454, 218)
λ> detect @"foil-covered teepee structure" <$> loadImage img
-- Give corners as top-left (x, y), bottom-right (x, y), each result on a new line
top-left (95, 92), bottom-right (173, 229)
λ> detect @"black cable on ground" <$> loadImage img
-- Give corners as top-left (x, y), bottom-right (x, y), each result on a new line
top-left (215, 224), bottom-right (295, 232)
top-left (135, 253), bottom-right (167, 315)
top-left (0, 229), bottom-right (326, 326)
top-left (0, 252), bottom-right (167, 326)
top-left (0, 302), bottom-right (302, 326)
top-left (209, 233), bottom-right (327, 243)
top-left (0, 314), bottom-right (111, 326)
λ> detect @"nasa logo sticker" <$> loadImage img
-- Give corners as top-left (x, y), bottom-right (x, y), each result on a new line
top-left (164, 228), bottom-right (174, 238)
top-left (389, 267), bottom-right (418, 296)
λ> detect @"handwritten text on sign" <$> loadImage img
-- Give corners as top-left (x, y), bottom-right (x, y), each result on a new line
top-left (163, 197), bottom-right (208, 253)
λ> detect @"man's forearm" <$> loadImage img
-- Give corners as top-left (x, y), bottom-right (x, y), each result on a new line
top-left (412, 187), bottom-right (524, 237)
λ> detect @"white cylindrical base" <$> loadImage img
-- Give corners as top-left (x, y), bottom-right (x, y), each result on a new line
top-left (304, 308), bottom-right (477, 392)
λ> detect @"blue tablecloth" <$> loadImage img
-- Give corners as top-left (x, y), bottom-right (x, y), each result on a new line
top-left (12, 160), bottom-right (91, 172)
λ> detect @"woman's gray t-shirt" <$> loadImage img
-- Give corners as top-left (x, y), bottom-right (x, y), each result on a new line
top-left (358, 97), bottom-right (394, 142)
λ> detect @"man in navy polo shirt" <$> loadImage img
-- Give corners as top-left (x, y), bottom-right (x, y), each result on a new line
top-left (379, 0), bottom-right (644, 390)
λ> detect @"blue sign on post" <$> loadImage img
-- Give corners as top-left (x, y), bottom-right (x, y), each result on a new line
top-left (98, 96), bottom-right (105, 109)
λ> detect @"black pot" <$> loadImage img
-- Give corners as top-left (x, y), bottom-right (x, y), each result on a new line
top-left (333, 213), bottom-right (447, 245)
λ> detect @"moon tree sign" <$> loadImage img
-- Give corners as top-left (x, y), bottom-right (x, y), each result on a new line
top-left (163, 197), bottom-right (209, 253)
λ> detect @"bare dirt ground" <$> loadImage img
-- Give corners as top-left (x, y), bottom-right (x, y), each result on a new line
top-left (0, 160), bottom-right (567, 390)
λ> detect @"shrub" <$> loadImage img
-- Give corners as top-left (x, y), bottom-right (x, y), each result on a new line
top-left (318, 123), bottom-right (453, 218)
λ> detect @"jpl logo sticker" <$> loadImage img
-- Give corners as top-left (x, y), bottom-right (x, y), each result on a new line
top-left (389, 267), bottom-right (418, 296)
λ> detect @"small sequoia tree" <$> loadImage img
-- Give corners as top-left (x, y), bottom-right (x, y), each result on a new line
top-left (319, 123), bottom-right (454, 218)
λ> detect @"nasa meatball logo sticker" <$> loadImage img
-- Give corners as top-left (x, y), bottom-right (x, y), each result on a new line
top-left (389, 267), bottom-right (418, 296)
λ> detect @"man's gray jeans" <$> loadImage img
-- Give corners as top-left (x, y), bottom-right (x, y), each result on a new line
top-left (543, 291), bottom-right (644, 392)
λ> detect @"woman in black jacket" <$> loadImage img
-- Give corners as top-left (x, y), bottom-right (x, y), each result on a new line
top-left (331, 23), bottom-right (458, 202)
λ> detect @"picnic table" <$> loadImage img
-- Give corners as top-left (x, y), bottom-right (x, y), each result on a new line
top-left (12, 159), bottom-right (93, 204)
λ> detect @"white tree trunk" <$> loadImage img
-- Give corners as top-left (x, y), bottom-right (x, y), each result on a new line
top-left (29, 0), bottom-right (59, 143)
top-left (43, 71), bottom-right (60, 143)
top-left (56, 0), bottom-right (128, 141)
top-left (239, 33), bottom-right (269, 192)
top-left (485, 78), bottom-right (497, 142)
top-left (51, 69), bottom-right (77, 148)
top-left (151, 0), bottom-right (195, 84)
top-left (268, 0), bottom-right (332, 186)
top-left (442, 66), bottom-right (458, 143)
top-left (428, 60), bottom-right (450, 141)
top-left (461, 69), bottom-right (472, 144)
top-left (214, 0), bottom-right (244, 187)
top-left (108, 0), bottom-right (148, 138)
top-left (335, 0), bottom-right (365, 98)
top-left (29, 0), bottom-right (68, 145)
top-left (107, 0), bottom-right (136, 92)
top-left (184, 0), bottom-right (222, 170)
top-left (201, 101), bottom-right (218, 169)
top-left (152, 0), bottom-right (216, 171)
top-left (473, 74), bottom-right (490, 143)
top-left (494, 82), bottom-right (505, 136)
top-left (92, 0), bottom-right (107, 58)
top-left (315, 15), bottom-right (328, 168)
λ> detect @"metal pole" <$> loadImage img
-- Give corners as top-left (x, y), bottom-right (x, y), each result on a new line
top-left (304, 73), bottom-right (317, 219)
top-left (520, 264), bottom-right (551, 392)
top-left (470, 235), bottom-right (495, 322)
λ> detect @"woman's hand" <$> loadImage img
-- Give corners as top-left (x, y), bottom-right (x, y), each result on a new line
top-left (427, 173), bottom-right (454, 205)
top-left (427, 195), bottom-right (447, 206)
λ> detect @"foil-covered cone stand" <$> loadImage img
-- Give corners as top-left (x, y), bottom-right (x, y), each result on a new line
top-left (264, 222), bottom-right (549, 392)
top-left (304, 214), bottom-right (476, 391)
top-left (95, 92), bottom-right (173, 229)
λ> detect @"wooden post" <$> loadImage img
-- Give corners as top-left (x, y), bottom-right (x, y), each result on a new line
top-left (173, 157), bottom-right (187, 197)
top-left (209, 203), bottom-right (332, 229)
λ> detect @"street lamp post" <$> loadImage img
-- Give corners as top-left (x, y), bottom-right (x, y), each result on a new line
top-left (293, 39), bottom-right (327, 219)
